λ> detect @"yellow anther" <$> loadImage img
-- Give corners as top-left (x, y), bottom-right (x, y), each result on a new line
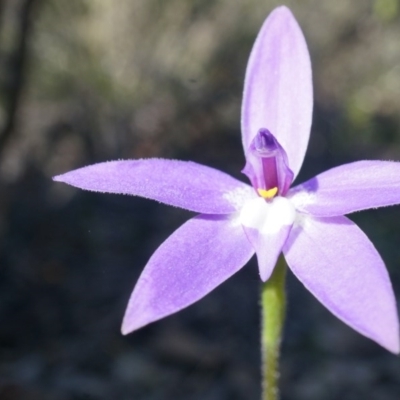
top-left (257, 187), bottom-right (278, 199)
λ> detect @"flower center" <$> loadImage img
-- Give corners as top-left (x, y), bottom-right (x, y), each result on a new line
top-left (242, 129), bottom-right (294, 197)
top-left (257, 187), bottom-right (278, 199)
top-left (240, 196), bottom-right (296, 235)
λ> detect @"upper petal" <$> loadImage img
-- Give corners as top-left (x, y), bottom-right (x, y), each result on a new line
top-left (283, 214), bottom-right (399, 353)
top-left (121, 213), bottom-right (255, 333)
top-left (290, 160), bottom-right (400, 216)
top-left (241, 6), bottom-right (313, 178)
top-left (54, 159), bottom-right (254, 214)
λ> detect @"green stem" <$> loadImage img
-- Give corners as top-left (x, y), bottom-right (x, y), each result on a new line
top-left (261, 256), bottom-right (287, 400)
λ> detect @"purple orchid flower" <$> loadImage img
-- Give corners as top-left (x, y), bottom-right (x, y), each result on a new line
top-left (54, 6), bottom-right (400, 353)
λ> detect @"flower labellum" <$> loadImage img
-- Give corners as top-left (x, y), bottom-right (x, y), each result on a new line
top-left (54, 6), bottom-right (400, 353)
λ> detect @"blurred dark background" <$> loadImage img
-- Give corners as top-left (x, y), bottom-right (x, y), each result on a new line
top-left (0, 0), bottom-right (400, 399)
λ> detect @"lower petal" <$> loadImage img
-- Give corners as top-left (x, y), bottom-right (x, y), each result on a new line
top-left (122, 213), bottom-right (254, 334)
top-left (283, 215), bottom-right (399, 353)
top-left (240, 196), bottom-right (295, 281)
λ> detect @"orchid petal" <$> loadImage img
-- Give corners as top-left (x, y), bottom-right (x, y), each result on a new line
top-left (240, 197), bottom-right (295, 281)
top-left (54, 159), bottom-right (255, 214)
top-left (121, 213), bottom-right (254, 333)
top-left (241, 6), bottom-right (313, 178)
top-left (290, 160), bottom-right (400, 217)
top-left (284, 215), bottom-right (399, 353)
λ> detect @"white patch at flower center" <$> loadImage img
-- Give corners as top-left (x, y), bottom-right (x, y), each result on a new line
top-left (223, 185), bottom-right (255, 209)
top-left (239, 196), bottom-right (295, 234)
